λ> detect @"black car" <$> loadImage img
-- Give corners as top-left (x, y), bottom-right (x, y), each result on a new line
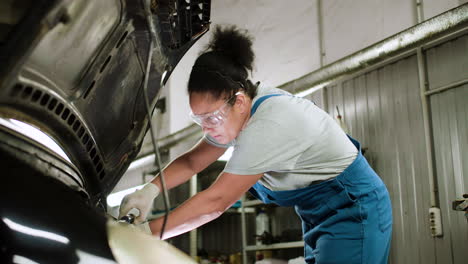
top-left (0, 0), bottom-right (210, 263)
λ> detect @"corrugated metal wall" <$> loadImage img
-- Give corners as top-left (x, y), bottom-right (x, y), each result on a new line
top-left (426, 33), bottom-right (468, 264)
top-left (431, 85), bottom-right (468, 264)
top-left (319, 33), bottom-right (468, 264)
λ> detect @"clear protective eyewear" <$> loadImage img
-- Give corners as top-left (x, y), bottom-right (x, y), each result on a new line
top-left (189, 92), bottom-right (241, 128)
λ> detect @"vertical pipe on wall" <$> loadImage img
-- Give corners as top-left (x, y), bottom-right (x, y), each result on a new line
top-left (316, 0), bottom-right (328, 111)
top-left (240, 195), bottom-right (248, 264)
top-left (317, 0), bottom-right (325, 68)
top-left (417, 48), bottom-right (439, 208)
top-left (415, 0), bottom-right (424, 24)
top-left (189, 175), bottom-right (198, 257)
top-left (414, 0), bottom-right (439, 209)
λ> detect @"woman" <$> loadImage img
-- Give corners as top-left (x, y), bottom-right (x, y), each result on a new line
top-left (119, 26), bottom-right (392, 263)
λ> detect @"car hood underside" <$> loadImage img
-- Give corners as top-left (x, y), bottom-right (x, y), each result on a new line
top-left (0, 0), bottom-right (211, 204)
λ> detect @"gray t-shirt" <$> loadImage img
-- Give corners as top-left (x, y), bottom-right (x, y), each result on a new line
top-left (204, 86), bottom-right (358, 191)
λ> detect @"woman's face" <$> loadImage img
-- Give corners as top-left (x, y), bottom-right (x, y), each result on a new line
top-left (189, 92), bottom-right (250, 144)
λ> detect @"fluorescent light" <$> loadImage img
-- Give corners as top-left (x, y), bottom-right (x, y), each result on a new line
top-left (107, 184), bottom-right (145, 207)
top-left (128, 154), bottom-right (155, 170)
top-left (294, 81), bottom-right (331, 98)
top-left (218, 147), bottom-right (233, 161)
top-left (0, 118), bottom-right (71, 163)
top-left (13, 255), bottom-right (40, 264)
top-left (3, 218), bottom-right (69, 244)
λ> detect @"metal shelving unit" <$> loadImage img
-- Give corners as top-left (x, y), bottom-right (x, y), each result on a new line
top-left (240, 196), bottom-right (304, 264)
top-left (245, 241), bottom-right (304, 251)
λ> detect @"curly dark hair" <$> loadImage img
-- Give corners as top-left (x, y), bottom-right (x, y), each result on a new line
top-left (188, 25), bottom-right (258, 102)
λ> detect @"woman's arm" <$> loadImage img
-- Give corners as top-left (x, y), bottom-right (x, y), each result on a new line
top-left (150, 138), bottom-right (226, 190)
top-left (119, 138), bottom-right (226, 222)
top-left (149, 171), bottom-right (263, 239)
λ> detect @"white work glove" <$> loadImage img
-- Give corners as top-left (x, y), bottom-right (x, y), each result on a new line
top-left (119, 183), bottom-right (160, 224)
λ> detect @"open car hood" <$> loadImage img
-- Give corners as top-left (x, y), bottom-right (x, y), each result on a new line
top-left (0, 0), bottom-right (211, 204)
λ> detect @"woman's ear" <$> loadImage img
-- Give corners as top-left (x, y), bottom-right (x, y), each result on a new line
top-left (235, 92), bottom-right (250, 114)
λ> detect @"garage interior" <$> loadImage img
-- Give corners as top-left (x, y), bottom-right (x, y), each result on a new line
top-left (1, 1), bottom-right (467, 264)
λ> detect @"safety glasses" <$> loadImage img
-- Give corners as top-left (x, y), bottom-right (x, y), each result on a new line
top-left (189, 92), bottom-right (241, 128)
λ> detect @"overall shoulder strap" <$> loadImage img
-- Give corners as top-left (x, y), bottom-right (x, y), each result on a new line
top-left (250, 94), bottom-right (284, 116)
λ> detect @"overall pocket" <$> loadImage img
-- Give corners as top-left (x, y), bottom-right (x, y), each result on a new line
top-left (326, 179), bottom-right (368, 223)
top-left (375, 184), bottom-right (393, 233)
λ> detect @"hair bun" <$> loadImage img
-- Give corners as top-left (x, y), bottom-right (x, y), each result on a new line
top-left (207, 25), bottom-right (254, 71)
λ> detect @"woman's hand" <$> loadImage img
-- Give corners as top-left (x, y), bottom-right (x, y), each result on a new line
top-left (119, 183), bottom-right (160, 224)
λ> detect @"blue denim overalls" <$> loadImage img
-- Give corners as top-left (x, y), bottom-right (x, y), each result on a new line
top-left (248, 94), bottom-right (392, 264)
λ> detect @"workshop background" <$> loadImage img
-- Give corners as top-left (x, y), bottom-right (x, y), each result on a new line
top-left (109, 1), bottom-right (468, 263)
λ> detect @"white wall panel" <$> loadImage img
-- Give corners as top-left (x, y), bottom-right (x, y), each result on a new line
top-left (211, 0), bottom-right (321, 88)
top-left (423, 0), bottom-right (468, 20)
top-left (321, 0), bottom-right (414, 64)
top-left (167, 38), bottom-right (208, 134)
